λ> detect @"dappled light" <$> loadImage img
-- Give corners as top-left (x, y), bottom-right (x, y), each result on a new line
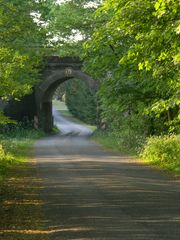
top-left (1, 132), bottom-right (179, 239)
top-left (0, 227), bottom-right (93, 235)
top-left (0, 0), bottom-right (179, 239)
top-left (33, 135), bottom-right (180, 239)
top-left (0, 130), bottom-right (180, 240)
top-left (0, 162), bottom-right (48, 240)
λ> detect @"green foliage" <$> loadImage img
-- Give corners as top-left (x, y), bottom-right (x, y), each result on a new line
top-left (65, 78), bottom-right (98, 124)
top-left (49, 0), bottom-right (101, 56)
top-left (140, 135), bottom-right (180, 173)
top-left (0, 112), bottom-right (16, 125)
top-left (0, 144), bottom-right (15, 177)
top-left (49, 0), bottom-right (101, 127)
top-left (92, 130), bottom-right (120, 152)
top-left (0, 0), bottom-right (50, 123)
top-left (84, 0), bottom-right (180, 133)
top-left (92, 124), bottom-right (145, 155)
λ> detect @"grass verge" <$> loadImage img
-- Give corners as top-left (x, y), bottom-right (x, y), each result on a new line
top-left (0, 127), bottom-right (44, 180)
top-left (91, 129), bottom-right (139, 155)
top-left (92, 130), bottom-right (180, 175)
top-left (0, 126), bottom-right (48, 240)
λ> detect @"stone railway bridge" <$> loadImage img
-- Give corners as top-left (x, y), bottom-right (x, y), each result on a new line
top-left (4, 57), bottom-right (96, 132)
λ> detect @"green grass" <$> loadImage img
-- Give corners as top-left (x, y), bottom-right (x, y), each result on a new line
top-left (53, 100), bottom-right (69, 112)
top-left (92, 130), bottom-right (121, 152)
top-left (91, 129), bottom-right (138, 155)
top-left (53, 100), bottom-right (97, 131)
top-left (0, 127), bottom-right (44, 179)
top-left (92, 130), bottom-right (180, 175)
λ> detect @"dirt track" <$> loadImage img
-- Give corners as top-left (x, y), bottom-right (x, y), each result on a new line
top-left (34, 111), bottom-right (180, 239)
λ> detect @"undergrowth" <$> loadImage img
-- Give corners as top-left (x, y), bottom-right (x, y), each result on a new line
top-left (140, 135), bottom-right (180, 174)
top-left (91, 129), bottom-right (144, 155)
top-left (92, 130), bottom-right (180, 175)
top-left (0, 123), bottom-right (44, 179)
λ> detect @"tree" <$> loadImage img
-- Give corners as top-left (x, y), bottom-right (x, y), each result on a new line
top-left (49, 0), bottom-right (101, 57)
top-left (0, 0), bottom-right (49, 123)
top-left (84, 0), bottom-right (180, 134)
top-left (65, 78), bottom-right (98, 124)
top-left (48, 0), bottom-right (100, 125)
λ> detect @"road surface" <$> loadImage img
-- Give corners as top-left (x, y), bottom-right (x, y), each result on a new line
top-left (34, 110), bottom-right (180, 240)
top-left (53, 109), bottom-right (92, 136)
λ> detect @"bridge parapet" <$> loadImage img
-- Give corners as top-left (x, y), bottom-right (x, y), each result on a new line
top-left (44, 56), bottom-right (82, 70)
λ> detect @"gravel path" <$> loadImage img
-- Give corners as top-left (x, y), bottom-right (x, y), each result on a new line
top-left (34, 111), bottom-right (180, 240)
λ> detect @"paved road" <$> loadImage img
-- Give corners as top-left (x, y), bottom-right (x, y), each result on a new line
top-left (53, 109), bottom-right (92, 136)
top-left (35, 110), bottom-right (180, 240)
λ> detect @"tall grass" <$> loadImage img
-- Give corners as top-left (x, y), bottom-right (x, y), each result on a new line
top-left (0, 123), bottom-right (44, 179)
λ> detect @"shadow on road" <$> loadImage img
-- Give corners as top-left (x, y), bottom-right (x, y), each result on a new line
top-left (1, 110), bottom-right (180, 240)
top-left (35, 132), bottom-right (180, 240)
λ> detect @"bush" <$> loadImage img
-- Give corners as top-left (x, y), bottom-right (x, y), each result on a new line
top-left (140, 135), bottom-right (180, 173)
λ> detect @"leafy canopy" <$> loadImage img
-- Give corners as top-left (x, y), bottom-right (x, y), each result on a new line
top-left (0, 0), bottom-right (49, 123)
top-left (84, 0), bottom-right (180, 133)
top-left (49, 0), bottom-right (101, 56)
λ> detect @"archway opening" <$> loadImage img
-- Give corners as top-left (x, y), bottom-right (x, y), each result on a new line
top-left (53, 78), bottom-right (97, 127)
top-left (36, 68), bottom-right (98, 132)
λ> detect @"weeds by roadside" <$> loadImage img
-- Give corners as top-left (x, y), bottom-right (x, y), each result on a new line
top-left (140, 135), bottom-right (180, 174)
top-left (0, 124), bottom-right (44, 179)
top-left (92, 129), bottom-right (180, 175)
top-left (91, 129), bottom-right (144, 155)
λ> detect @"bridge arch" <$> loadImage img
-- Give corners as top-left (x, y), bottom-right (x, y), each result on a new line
top-left (36, 57), bottom-right (96, 132)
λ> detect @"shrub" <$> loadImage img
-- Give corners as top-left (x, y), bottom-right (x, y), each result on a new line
top-left (140, 135), bottom-right (180, 173)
